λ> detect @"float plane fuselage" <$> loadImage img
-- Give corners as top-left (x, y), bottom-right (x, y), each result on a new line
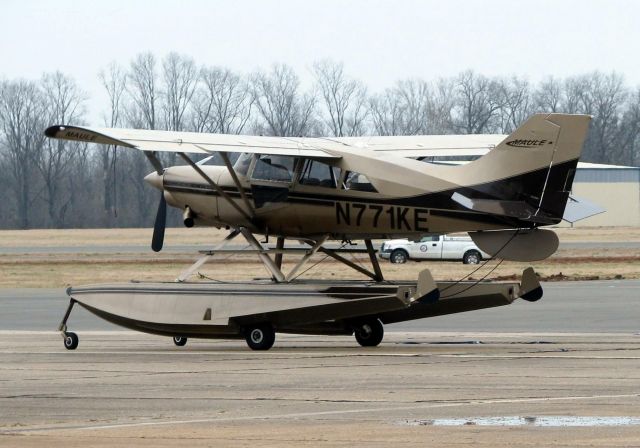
top-left (44, 113), bottom-right (595, 351)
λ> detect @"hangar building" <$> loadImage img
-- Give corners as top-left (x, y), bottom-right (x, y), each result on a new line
top-left (571, 163), bottom-right (640, 227)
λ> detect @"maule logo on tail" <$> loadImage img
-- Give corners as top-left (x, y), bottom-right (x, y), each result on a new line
top-left (506, 139), bottom-right (551, 148)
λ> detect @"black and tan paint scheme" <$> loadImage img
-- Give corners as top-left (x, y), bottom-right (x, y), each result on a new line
top-left (46, 113), bottom-right (592, 262)
top-left (45, 114), bottom-right (591, 350)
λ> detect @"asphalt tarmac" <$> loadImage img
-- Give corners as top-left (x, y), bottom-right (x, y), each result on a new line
top-left (1, 281), bottom-right (638, 447)
top-left (1, 332), bottom-right (639, 447)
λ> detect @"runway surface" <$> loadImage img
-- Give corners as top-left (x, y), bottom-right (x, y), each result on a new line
top-left (1, 332), bottom-right (639, 447)
top-left (1, 280), bottom-right (639, 333)
top-left (1, 281), bottom-right (639, 446)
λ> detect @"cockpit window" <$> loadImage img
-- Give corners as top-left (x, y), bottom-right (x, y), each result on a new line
top-left (251, 155), bottom-right (295, 183)
top-left (299, 160), bottom-right (340, 188)
top-left (343, 171), bottom-right (378, 193)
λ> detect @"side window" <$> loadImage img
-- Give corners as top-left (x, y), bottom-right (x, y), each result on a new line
top-left (343, 171), bottom-right (378, 193)
top-left (299, 160), bottom-right (340, 188)
top-left (251, 155), bottom-right (295, 183)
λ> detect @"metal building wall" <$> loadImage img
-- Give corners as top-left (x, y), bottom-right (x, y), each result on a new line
top-left (570, 168), bottom-right (640, 226)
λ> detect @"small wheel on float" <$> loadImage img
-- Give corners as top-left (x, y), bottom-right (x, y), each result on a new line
top-left (245, 324), bottom-right (275, 350)
top-left (173, 336), bottom-right (188, 346)
top-left (64, 332), bottom-right (79, 350)
top-left (354, 319), bottom-right (384, 347)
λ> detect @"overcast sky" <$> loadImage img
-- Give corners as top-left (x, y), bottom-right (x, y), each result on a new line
top-left (2, 0), bottom-right (639, 124)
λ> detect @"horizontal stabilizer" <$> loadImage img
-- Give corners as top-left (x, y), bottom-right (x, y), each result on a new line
top-left (563, 195), bottom-right (605, 223)
top-left (451, 192), bottom-right (555, 224)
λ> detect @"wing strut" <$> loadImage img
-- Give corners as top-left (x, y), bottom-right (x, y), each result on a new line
top-left (175, 230), bottom-right (384, 283)
top-left (239, 227), bottom-right (286, 282)
top-left (218, 151), bottom-right (255, 218)
top-left (364, 239), bottom-right (384, 282)
top-left (284, 236), bottom-right (329, 282)
top-left (177, 153), bottom-right (252, 221)
top-left (143, 151), bottom-right (164, 174)
top-left (319, 247), bottom-right (382, 281)
top-left (176, 229), bottom-right (241, 282)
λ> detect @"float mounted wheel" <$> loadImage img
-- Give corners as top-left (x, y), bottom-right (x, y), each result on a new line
top-left (173, 336), bottom-right (188, 346)
top-left (354, 319), bottom-right (384, 347)
top-left (245, 324), bottom-right (276, 350)
top-left (63, 332), bottom-right (79, 350)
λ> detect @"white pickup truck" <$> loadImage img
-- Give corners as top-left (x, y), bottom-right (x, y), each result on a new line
top-left (379, 234), bottom-right (490, 264)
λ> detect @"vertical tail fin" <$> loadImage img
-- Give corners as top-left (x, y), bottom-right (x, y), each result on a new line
top-left (455, 113), bottom-right (591, 224)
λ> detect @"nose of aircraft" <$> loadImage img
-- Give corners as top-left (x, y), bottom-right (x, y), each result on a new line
top-left (144, 171), bottom-right (163, 190)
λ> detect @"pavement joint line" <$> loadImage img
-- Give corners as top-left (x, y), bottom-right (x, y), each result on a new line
top-left (437, 355), bottom-right (640, 359)
top-left (4, 393), bottom-right (639, 434)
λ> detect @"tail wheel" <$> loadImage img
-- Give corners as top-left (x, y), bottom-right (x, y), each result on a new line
top-left (463, 250), bottom-right (481, 264)
top-left (64, 332), bottom-right (79, 350)
top-left (245, 324), bottom-right (276, 350)
top-left (173, 336), bottom-right (188, 346)
top-left (390, 249), bottom-right (408, 264)
top-left (354, 319), bottom-right (384, 347)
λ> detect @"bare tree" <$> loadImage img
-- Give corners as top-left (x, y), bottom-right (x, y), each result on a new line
top-left (396, 79), bottom-right (433, 134)
top-left (192, 67), bottom-right (253, 134)
top-left (99, 62), bottom-right (128, 226)
top-left (498, 76), bottom-right (532, 133)
top-left (585, 72), bottom-right (628, 163)
top-left (533, 76), bottom-right (563, 113)
top-left (313, 60), bottom-right (368, 137)
top-left (127, 52), bottom-right (159, 130)
top-left (161, 52), bottom-right (198, 132)
top-left (250, 64), bottom-right (316, 137)
top-left (426, 78), bottom-right (456, 134)
top-left (38, 72), bottom-right (88, 227)
top-left (562, 75), bottom-right (594, 115)
top-left (369, 88), bottom-right (405, 136)
top-left (615, 88), bottom-right (640, 166)
top-left (0, 80), bottom-right (46, 228)
top-left (453, 70), bottom-right (504, 134)
top-left (369, 79), bottom-right (435, 135)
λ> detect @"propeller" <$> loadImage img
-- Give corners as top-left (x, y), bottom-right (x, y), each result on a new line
top-left (151, 192), bottom-right (167, 252)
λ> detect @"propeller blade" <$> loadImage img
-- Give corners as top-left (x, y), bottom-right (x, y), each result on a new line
top-left (151, 193), bottom-right (167, 252)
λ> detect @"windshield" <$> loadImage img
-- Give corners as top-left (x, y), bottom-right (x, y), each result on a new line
top-left (233, 153), bottom-right (252, 176)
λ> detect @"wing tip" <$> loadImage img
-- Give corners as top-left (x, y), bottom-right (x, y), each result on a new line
top-left (44, 125), bottom-right (64, 138)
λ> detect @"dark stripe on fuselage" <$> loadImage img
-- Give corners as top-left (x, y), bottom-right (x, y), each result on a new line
top-left (163, 158), bottom-right (579, 228)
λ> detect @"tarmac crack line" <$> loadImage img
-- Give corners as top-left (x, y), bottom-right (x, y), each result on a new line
top-left (3, 392), bottom-right (639, 434)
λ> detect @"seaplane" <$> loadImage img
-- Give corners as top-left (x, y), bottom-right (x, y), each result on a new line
top-left (45, 113), bottom-right (597, 350)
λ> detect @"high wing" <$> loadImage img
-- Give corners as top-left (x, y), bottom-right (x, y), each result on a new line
top-left (45, 125), bottom-right (501, 160)
top-left (331, 134), bottom-right (503, 158)
top-left (44, 125), bottom-right (340, 159)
